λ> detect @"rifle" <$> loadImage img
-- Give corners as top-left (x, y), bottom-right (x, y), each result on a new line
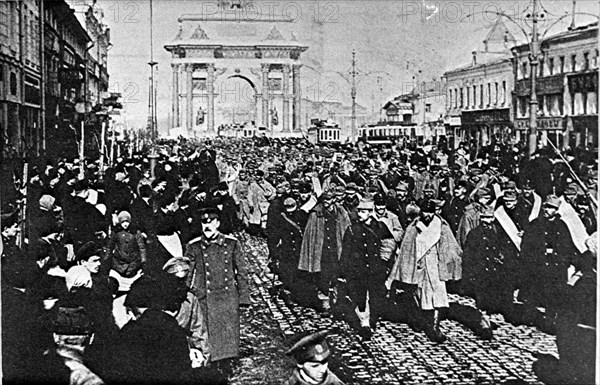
top-left (547, 139), bottom-right (598, 208)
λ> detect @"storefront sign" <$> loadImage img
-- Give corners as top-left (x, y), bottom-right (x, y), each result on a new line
top-left (462, 109), bottom-right (511, 125)
top-left (568, 72), bottom-right (598, 94)
top-left (515, 117), bottom-right (565, 130)
top-left (515, 74), bottom-right (564, 96)
top-left (444, 115), bottom-right (461, 126)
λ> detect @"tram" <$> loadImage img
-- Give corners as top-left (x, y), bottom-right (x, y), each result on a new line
top-left (358, 123), bottom-right (415, 145)
top-left (307, 119), bottom-right (342, 145)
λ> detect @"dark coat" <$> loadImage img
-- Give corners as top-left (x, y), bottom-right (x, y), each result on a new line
top-left (274, 209), bottom-right (308, 287)
top-left (185, 233), bottom-right (250, 361)
top-left (441, 196), bottom-right (468, 235)
top-left (130, 197), bottom-right (155, 235)
top-left (115, 309), bottom-right (190, 383)
top-left (341, 220), bottom-right (393, 309)
top-left (521, 215), bottom-right (580, 281)
top-left (106, 227), bottom-right (146, 278)
top-left (64, 196), bottom-right (107, 249)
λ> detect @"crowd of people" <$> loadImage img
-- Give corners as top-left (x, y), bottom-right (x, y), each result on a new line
top-left (1, 135), bottom-right (597, 385)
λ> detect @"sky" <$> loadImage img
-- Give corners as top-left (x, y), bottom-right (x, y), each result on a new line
top-left (93, 0), bottom-right (599, 131)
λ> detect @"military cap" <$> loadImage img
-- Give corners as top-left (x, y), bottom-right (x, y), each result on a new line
top-left (283, 197), bottom-right (297, 209)
top-left (162, 256), bottom-right (191, 275)
top-left (76, 241), bottom-right (102, 262)
top-left (198, 206), bottom-right (220, 221)
top-left (544, 195), bottom-right (562, 209)
top-left (419, 200), bottom-right (437, 214)
top-left (373, 193), bottom-right (386, 206)
top-left (475, 187), bottom-right (492, 198)
top-left (299, 182), bottom-right (312, 194)
top-left (357, 199), bottom-right (374, 211)
top-left (455, 180), bottom-right (469, 189)
top-left (503, 190), bottom-right (518, 201)
top-left (321, 190), bottom-right (335, 201)
top-left (396, 183), bottom-right (409, 192)
top-left (52, 305), bottom-right (94, 335)
top-left (564, 184), bottom-right (579, 196)
top-left (286, 330), bottom-right (331, 364)
top-left (72, 179), bottom-right (89, 192)
top-left (503, 181), bottom-right (517, 190)
top-left (423, 183), bottom-right (435, 192)
top-left (276, 181), bottom-right (291, 194)
top-left (522, 180), bottom-right (533, 190)
top-left (345, 182), bottom-right (358, 194)
top-left (334, 185), bottom-right (346, 196)
top-left (481, 205), bottom-right (495, 218)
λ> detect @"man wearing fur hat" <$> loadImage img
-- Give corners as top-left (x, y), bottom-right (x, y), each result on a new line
top-left (386, 200), bottom-right (462, 342)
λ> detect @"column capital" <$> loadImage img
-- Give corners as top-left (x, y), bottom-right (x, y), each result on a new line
top-left (282, 64), bottom-right (291, 73)
top-left (185, 64), bottom-right (195, 72)
top-left (292, 64), bottom-right (302, 73)
top-left (171, 63), bottom-right (180, 69)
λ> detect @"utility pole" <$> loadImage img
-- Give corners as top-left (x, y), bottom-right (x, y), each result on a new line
top-left (350, 49), bottom-right (358, 143)
top-left (528, 0), bottom-right (540, 156)
top-left (148, 0), bottom-right (159, 177)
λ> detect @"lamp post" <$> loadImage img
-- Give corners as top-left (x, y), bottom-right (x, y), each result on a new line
top-left (148, 0), bottom-right (159, 178)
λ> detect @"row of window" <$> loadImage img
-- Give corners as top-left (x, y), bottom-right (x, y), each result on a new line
top-left (319, 128), bottom-right (340, 142)
top-left (360, 127), bottom-right (408, 138)
top-left (519, 49), bottom-right (599, 80)
top-left (448, 81), bottom-right (508, 110)
top-left (517, 91), bottom-right (598, 118)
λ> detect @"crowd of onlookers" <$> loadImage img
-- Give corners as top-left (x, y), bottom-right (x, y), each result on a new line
top-left (1, 135), bottom-right (597, 384)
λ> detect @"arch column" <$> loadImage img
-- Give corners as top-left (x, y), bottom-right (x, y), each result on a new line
top-left (171, 64), bottom-right (180, 129)
top-left (261, 64), bottom-right (270, 128)
top-left (207, 64), bottom-right (215, 132)
top-left (292, 64), bottom-right (302, 132)
top-left (186, 64), bottom-right (194, 134)
top-left (282, 64), bottom-right (291, 133)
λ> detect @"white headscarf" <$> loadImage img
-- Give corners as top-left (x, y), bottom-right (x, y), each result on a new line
top-left (65, 266), bottom-right (93, 291)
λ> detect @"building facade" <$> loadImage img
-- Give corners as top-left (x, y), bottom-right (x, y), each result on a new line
top-left (512, 22), bottom-right (598, 149)
top-left (0, 0), bottom-right (43, 160)
top-left (443, 20), bottom-right (517, 150)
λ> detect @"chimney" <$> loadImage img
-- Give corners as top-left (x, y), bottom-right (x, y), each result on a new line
top-left (472, 51), bottom-right (478, 66)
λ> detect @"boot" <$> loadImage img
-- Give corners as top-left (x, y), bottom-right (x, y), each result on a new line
top-left (478, 314), bottom-right (494, 341)
top-left (432, 309), bottom-right (446, 343)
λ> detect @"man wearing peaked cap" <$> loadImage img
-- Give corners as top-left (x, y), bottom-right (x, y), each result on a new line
top-left (284, 330), bottom-right (345, 385)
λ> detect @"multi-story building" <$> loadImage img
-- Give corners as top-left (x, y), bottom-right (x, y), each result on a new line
top-left (443, 20), bottom-right (517, 149)
top-left (512, 22), bottom-right (598, 149)
top-left (0, 0), bottom-right (43, 159)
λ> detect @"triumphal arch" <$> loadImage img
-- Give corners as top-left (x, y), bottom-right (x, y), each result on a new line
top-left (164, 1), bottom-right (308, 137)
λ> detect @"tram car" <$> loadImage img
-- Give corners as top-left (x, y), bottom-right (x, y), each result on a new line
top-left (358, 123), bottom-right (414, 145)
top-left (307, 118), bottom-right (341, 145)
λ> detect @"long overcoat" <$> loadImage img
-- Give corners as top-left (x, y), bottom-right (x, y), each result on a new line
top-left (185, 233), bottom-right (250, 362)
top-left (298, 203), bottom-right (350, 273)
top-left (388, 216), bottom-right (462, 285)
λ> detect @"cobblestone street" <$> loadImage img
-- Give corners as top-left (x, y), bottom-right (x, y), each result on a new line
top-left (232, 234), bottom-right (558, 385)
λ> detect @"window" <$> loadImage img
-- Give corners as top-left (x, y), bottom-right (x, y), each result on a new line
top-left (460, 87), bottom-right (463, 108)
top-left (549, 58), bottom-right (554, 75)
top-left (9, 71), bottom-right (17, 95)
top-left (487, 83), bottom-right (491, 106)
top-left (466, 86), bottom-right (470, 108)
top-left (425, 103), bottom-right (431, 113)
top-left (539, 57), bottom-right (544, 77)
top-left (480, 85), bottom-right (484, 107)
top-left (519, 96), bottom-right (529, 117)
top-left (522, 62), bottom-right (528, 78)
top-left (571, 54), bottom-right (577, 72)
top-left (495, 82), bottom-right (499, 105)
top-left (583, 52), bottom-right (589, 70)
top-left (473, 85), bottom-right (477, 107)
top-left (502, 81), bottom-right (507, 105)
top-left (560, 56), bottom-right (565, 73)
top-left (455, 88), bottom-right (458, 108)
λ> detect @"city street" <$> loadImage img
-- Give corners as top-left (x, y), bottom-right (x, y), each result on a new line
top-left (231, 234), bottom-right (557, 385)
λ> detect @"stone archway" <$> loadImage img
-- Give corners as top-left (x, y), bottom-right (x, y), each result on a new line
top-left (214, 74), bottom-right (258, 127)
top-left (165, 7), bottom-right (308, 137)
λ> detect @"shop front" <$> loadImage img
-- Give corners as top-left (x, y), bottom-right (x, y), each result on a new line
top-left (461, 108), bottom-right (512, 149)
top-left (515, 116), bottom-right (567, 148)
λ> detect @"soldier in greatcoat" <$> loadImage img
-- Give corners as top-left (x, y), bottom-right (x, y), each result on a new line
top-left (185, 207), bottom-right (251, 365)
top-left (520, 195), bottom-right (580, 321)
top-left (273, 198), bottom-right (308, 296)
top-left (457, 187), bottom-right (492, 248)
top-left (463, 206), bottom-right (514, 340)
top-left (340, 199), bottom-right (394, 338)
top-left (386, 201), bottom-right (462, 343)
top-left (298, 190), bottom-right (351, 314)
